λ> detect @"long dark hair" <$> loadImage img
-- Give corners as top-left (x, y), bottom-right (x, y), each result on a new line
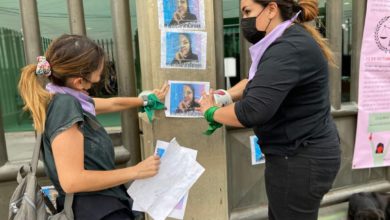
top-left (179, 0), bottom-right (191, 14)
top-left (183, 84), bottom-right (199, 108)
top-left (179, 33), bottom-right (194, 55)
top-left (253, 0), bottom-right (335, 65)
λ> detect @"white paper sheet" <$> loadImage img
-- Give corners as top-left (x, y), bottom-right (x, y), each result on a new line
top-left (133, 140), bottom-right (197, 219)
top-left (128, 139), bottom-right (204, 220)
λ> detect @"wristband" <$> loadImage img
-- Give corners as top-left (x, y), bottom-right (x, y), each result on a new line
top-left (204, 106), bottom-right (220, 123)
top-left (141, 95), bottom-right (148, 107)
top-left (213, 89), bottom-right (233, 106)
top-left (203, 106), bottom-right (222, 136)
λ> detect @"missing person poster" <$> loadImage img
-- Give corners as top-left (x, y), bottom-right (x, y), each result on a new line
top-left (165, 80), bottom-right (210, 118)
top-left (250, 135), bottom-right (265, 165)
top-left (353, 0), bottom-right (390, 169)
top-left (158, 0), bottom-right (205, 30)
top-left (161, 30), bottom-right (207, 69)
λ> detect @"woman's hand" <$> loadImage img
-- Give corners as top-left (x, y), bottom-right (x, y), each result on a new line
top-left (173, 11), bottom-right (184, 23)
top-left (178, 99), bottom-right (191, 111)
top-left (152, 82), bottom-right (169, 101)
top-left (175, 51), bottom-right (184, 63)
top-left (198, 89), bottom-right (216, 114)
top-left (133, 155), bottom-right (161, 179)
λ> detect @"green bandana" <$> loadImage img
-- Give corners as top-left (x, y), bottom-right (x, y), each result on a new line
top-left (140, 94), bottom-right (165, 123)
top-left (203, 106), bottom-right (222, 135)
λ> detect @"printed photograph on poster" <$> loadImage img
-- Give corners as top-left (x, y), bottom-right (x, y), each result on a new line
top-left (250, 135), bottom-right (265, 165)
top-left (158, 0), bottom-right (205, 30)
top-left (165, 80), bottom-right (210, 118)
top-left (161, 31), bottom-right (207, 69)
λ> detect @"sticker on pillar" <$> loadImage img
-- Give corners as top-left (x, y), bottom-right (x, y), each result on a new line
top-left (161, 30), bottom-right (207, 69)
top-left (250, 135), bottom-right (265, 165)
top-left (166, 80), bottom-right (210, 118)
top-left (158, 0), bottom-right (205, 30)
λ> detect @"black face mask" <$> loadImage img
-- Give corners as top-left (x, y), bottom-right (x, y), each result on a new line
top-left (240, 7), bottom-right (270, 44)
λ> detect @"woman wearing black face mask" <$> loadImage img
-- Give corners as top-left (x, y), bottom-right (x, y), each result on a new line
top-left (199, 0), bottom-right (340, 219)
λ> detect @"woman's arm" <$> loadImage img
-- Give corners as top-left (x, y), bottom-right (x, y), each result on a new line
top-left (52, 124), bottom-right (160, 194)
top-left (93, 97), bottom-right (144, 115)
top-left (227, 79), bottom-right (248, 101)
top-left (93, 83), bottom-right (169, 115)
top-left (213, 104), bottom-right (244, 127)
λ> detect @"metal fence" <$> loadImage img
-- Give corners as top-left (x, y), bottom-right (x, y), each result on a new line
top-left (0, 28), bottom-right (117, 130)
top-left (0, 28), bottom-right (26, 127)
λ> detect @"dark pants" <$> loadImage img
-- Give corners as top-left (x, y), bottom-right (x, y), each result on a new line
top-left (57, 194), bottom-right (143, 220)
top-left (265, 155), bottom-right (340, 220)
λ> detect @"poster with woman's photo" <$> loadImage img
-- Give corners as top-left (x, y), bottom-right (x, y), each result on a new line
top-left (250, 135), bottom-right (265, 165)
top-left (161, 31), bottom-right (207, 69)
top-left (158, 0), bottom-right (205, 30)
top-left (165, 80), bottom-right (210, 118)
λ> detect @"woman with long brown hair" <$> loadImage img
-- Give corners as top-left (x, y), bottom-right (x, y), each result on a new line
top-left (199, 0), bottom-right (340, 219)
top-left (18, 34), bottom-right (168, 219)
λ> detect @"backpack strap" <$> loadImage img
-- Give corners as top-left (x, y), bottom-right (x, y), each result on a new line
top-left (31, 133), bottom-right (42, 175)
top-left (33, 133), bottom-right (74, 218)
top-left (41, 189), bottom-right (58, 214)
top-left (64, 194), bottom-right (74, 218)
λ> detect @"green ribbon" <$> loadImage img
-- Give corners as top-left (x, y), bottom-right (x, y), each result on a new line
top-left (203, 106), bottom-right (222, 135)
top-left (140, 94), bottom-right (165, 123)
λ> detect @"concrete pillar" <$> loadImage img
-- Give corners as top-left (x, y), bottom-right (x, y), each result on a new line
top-left (350, 0), bottom-right (366, 103)
top-left (110, 0), bottom-right (141, 166)
top-left (136, 1), bottom-right (229, 219)
top-left (19, 0), bottom-right (42, 64)
top-left (67, 0), bottom-right (87, 36)
top-left (326, 0), bottom-right (343, 109)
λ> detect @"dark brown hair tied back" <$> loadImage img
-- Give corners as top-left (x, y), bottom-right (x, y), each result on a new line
top-left (296, 0), bottom-right (319, 23)
top-left (253, 0), bottom-right (335, 66)
top-left (292, 1), bottom-right (303, 13)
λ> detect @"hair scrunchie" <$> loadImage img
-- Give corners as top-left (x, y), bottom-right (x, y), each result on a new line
top-left (35, 56), bottom-right (51, 76)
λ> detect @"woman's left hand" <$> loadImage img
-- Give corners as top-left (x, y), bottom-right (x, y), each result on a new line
top-left (198, 89), bottom-right (216, 114)
top-left (153, 82), bottom-right (169, 101)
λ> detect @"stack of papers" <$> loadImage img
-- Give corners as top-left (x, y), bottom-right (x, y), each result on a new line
top-left (127, 138), bottom-right (205, 220)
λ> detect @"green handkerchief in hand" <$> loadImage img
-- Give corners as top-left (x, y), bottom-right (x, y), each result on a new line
top-left (140, 94), bottom-right (165, 123)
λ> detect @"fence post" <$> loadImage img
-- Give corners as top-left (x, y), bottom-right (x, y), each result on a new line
top-left (326, 0), bottom-right (343, 109)
top-left (213, 0), bottom-right (225, 89)
top-left (350, 0), bottom-right (366, 103)
top-left (19, 0), bottom-right (42, 64)
top-left (0, 107), bottom-right (8, 166)
top-left (110, 0), bottom-right (140, 166)
top-left (67, 0), bottom-right (87, 36)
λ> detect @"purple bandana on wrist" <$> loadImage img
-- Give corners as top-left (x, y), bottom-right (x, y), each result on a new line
top-left (248, 11), bottom-right (301, 80)
top-left (46, 83), bottom-right (96, 116)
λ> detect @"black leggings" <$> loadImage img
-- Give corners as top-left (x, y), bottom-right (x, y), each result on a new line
top-left (265, 155), bottom-right (340, 220)
top-left (58, 194), bottom-right (139, 220)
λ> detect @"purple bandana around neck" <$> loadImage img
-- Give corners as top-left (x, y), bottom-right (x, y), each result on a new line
top-left (248, 11), bottom-right (301, 80)
top-left (46, 83), bottom-right (96, 116)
